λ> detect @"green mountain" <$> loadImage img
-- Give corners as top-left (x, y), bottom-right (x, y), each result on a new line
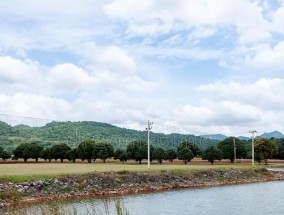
top-left (200, 134), bottom-right (228, 141)
top-left (0, 121), bottom-right (219, 153)
top-left (260, 131), bottom-right (284, 139)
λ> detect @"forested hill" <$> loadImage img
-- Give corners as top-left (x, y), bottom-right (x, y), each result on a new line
top-left (0, 121), bottom-right (219, 152)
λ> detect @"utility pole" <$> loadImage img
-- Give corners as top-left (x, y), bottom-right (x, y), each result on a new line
top-left (233, 137), bottom-right (236, 164)
top-left (146, 120), bottom-right (153, 170)
top-left (249, 131), bottom-right (257, 166)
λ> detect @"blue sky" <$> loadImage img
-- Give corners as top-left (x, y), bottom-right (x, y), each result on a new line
top-left (0, 0), bottom-right (284, 136)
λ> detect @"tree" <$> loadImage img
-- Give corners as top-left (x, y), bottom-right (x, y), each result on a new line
top-left (202, 146), bottom-right (222, 164)
top-left (66, 148), bottom-right (78, 163)
top-left (126, 141), bottom-right (148, 164)
top-left (152, 147), bottom-right (167, 164)
top-left (51, 144), bottom-right (71, 162)
top-left (13, 143), bottom-right (30, 162)
top-left (275, 138), bottom-right (284, 159)
top-left (94, 142), bottom-right (114, 163)
top-left (218, 137), bottom-right (247, 163)
top-left (40, 148), bottom-right (53, 162)
top-left (255, 138), bottom-right (277, 165)
top-left (166, 149), bottom-right (177, 162)
top-left (177, 148), bottom-right (194, 164)
top-left (114, 149), bottom-right (124, 160)
top-left (177, 141), bottom-right (201, 157)
top-left (77, 140), bottom-right (95, 163)
top-left (0, 150), bottom-right (10, 161)
top-left (13, 142), bottom-right (43, 162)
top-left (119, 151), bottom-right (128, 163)
top-left (28, 142), bottom-right (43, 162)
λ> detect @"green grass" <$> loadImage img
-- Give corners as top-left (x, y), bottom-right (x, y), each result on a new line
top-left (0, 159), bottom-right (268, 182)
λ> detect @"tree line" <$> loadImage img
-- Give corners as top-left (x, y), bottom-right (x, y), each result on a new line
top-left (1, 137), bottom-right (284, 165)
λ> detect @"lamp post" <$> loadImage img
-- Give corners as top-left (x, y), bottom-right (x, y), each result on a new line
top-left (146, 120), bottom-right (153, 170)
top-left (233, 137), bottom-right (236, 164)
top-left (249, 131), bottom-right (257, 166)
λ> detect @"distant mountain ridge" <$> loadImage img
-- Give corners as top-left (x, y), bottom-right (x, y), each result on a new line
top-left (260, 131), bottom-right (284, 139)
top-left (0, 121), bottom-right (219, 152)
top-left (201, 131), bottom-right (284, 141)
top-left (200, 134), bottom-right (227, 141)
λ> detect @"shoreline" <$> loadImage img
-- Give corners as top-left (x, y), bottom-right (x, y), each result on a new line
top-left (1, 168), bottom-right (284, 208)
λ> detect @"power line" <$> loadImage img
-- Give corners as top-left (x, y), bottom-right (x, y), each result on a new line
top-left (0, 112), bottom-right (54, 121)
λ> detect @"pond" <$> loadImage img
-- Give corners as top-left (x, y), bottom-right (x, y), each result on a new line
top-left (5, 181), bottom-right (284, 215)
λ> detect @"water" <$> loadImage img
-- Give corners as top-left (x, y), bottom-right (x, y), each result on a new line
top-left (9, 181), bottom-right (284, 215)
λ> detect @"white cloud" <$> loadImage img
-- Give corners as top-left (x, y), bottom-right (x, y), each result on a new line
top-left (98, 46), bottom-right (137, 73)
top-left (0, 56), bottom-right (39, 84)
top-left (104, 0), bottom-right (270, 43)
top-left (48, 63), bottom-right (93, 95)
top-left (272, 4), bottom-right (284, 34)
top-left (189, 78), bottom-right (284, 134)
top-left (1, 1), bottom-right (284, 137)
top-left (0, 93), bottom-right (72, 124)
top-left (198, 78), bottom-right (284, 110)
top-left (245, 41), bottom-right (284, 70)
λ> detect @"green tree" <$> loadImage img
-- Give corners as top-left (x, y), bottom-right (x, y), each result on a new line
top-left (126, 140), bottom-right (148, 164)
top-left (66, 148), bottom-right (78, 163)
top-left (119, 151), bottom-right (128, 163)
top-left (255, 138), bottom-right (277, 165)
top-left (13, 143), bottom-right (30, 162)
top-left (40, 148), bottom-right (52, 162)
top-left (177, 148), bottom-right (194, 164)
top-left (0, 150), bottom-right (10, 161)
top-left (218, 137), bottom-right (247, 163)
top-left (13, 142), bottom-right (43, 162)
top-left (77, 140), bottom-right (95, 163)
top-left (166, 149), bottom-right (177, 162)
top-left (153, 147), bottom-right (167, 164)
top-left (275, 138), bottom-right (284, 159)
top-left (94, 142), bottom-right (114, 163)
top-left (51, 144), bottom-right (71, 162)
top-left (27, 142), bottom-right (43, 162)
top-left (114, 149), bottom-right (124, 160)
top-left (177, 141), bottom-right (201, 157)
top-left (202, 146), bottom-right (222, 164)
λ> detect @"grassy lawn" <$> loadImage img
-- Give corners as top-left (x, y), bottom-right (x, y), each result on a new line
top-left (0, 159), bottom-right (265, 180)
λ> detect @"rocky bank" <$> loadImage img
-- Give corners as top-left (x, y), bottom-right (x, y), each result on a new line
top-left (1, 168), bottom-right (284, 208)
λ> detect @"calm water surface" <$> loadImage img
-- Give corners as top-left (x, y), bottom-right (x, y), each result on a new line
top-left (9, 181), bottom-right (284, 215)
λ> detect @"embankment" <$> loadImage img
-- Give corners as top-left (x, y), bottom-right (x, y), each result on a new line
top-left (1, 168), bottom-right (284, 207)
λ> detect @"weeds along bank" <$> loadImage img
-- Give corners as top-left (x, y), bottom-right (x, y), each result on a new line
top-left (1, 168), bottom-right (284, 208)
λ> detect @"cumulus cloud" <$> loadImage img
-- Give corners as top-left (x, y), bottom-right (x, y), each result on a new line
top-left (0, 93), bottom-right (73, 122)
top-left (47, 63), bottom-right (93, 96)
top-left (104, 0), bottom-right (270, 43)
top-left (188, 78), bottom-right (284, 134)
top-left (1, 1), bottom-right (284, 137)
top-left (245, 41), bottom-right (284, 70)
top-left (198, 78), bottom-right (284, 110)
top-left (97, 46), bottom-right (137, 73)
top-left (0, 56), bottom-right (39, 84)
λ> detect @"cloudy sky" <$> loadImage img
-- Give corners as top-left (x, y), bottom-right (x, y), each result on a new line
top-left (0, 0), bottom-right (284, 136)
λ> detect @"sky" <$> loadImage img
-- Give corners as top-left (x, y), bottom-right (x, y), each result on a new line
top-left (0, 0), bottom-right (284, 136)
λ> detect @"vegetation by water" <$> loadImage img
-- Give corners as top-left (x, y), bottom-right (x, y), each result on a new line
top-left (4, 198), bottom-right (129, 215)
top-left (1, 167), bottom-right (283, 208)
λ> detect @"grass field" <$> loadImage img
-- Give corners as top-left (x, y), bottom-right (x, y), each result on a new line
top-left (1, 158), bottom-right (283, 183)
top-left (0, 159), bottom-right (265, 177)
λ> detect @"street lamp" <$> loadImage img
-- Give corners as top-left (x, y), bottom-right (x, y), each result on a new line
top-left (249, 131), bottom-right (257, 166)
top-left (233, 137), bottom-right (236, 164)
top-left (146, 120), bottom-right (153, 170)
